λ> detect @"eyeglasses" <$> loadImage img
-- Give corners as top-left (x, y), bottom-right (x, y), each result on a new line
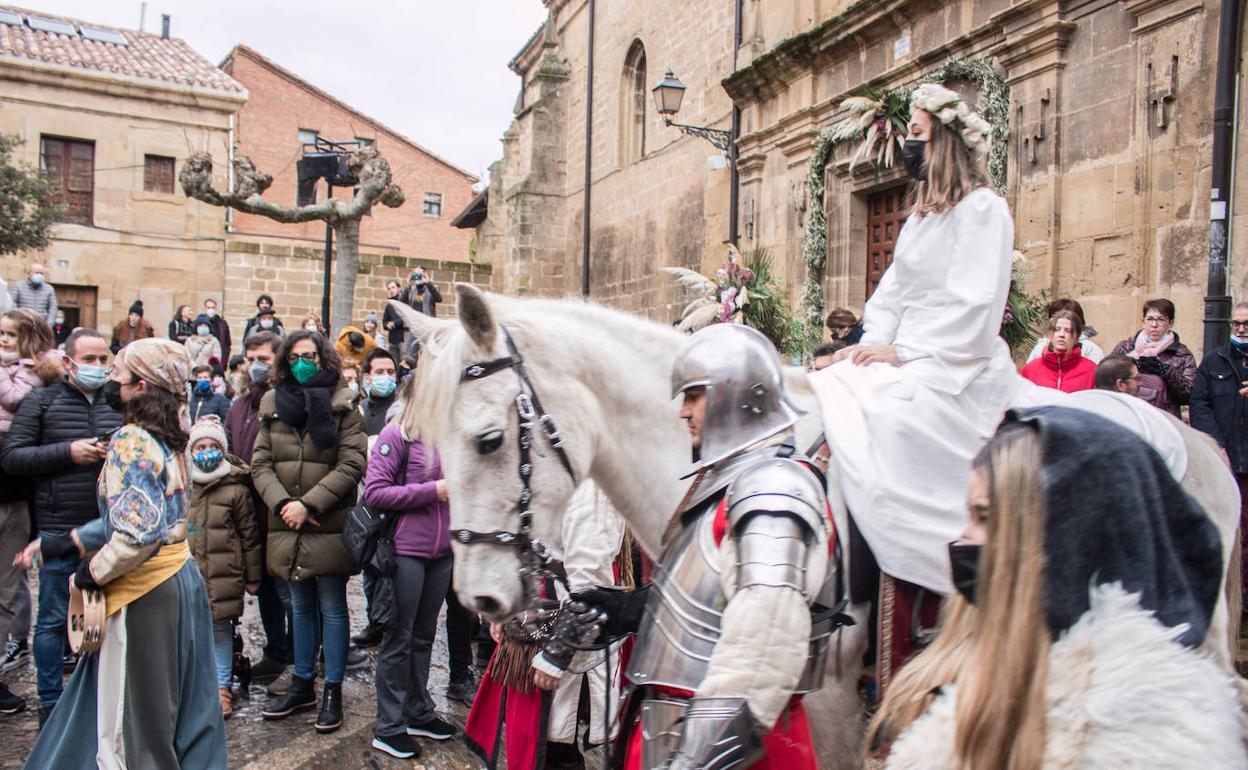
top-left (1231, 321), bottom-right (1248, 329)
top-left (1143, 316), bottom-right (1169, 324)
top-left (287, 352), bottom-right (320, 363)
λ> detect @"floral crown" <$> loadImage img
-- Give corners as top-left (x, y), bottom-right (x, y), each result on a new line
top-left (910, 83), bottom-right (991, 157)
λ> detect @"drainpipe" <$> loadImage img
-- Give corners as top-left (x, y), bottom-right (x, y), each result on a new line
top-left (581, 0), bottom-right (595, 297)
top-left (1204, 0), bottom-right (1243, 354)
top-left (729, 0), bottom-right (742, 246)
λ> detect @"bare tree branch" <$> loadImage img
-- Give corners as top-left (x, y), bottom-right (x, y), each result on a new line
top-left (179, 146), bottom-right (406, 330)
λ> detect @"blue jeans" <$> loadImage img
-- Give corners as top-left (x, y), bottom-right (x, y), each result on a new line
top-left (34, 552), bottom-right (77, 707)
top-left (212, 619), bottom-right (234, 688)
top-left (288, 575), bottom-right (347, 683)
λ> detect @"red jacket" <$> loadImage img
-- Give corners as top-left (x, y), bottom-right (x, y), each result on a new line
top-left (1021, 346), bottom-right (1096, 393)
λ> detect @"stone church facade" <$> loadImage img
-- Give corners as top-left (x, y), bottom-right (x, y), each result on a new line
top-left (479, 0), bottom-right (1248, 355)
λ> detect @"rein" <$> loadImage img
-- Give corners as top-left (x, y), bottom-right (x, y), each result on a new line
top-left (454, 326), bottom-right (575, 589)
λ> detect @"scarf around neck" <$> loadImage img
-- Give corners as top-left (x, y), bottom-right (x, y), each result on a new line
top-left (275, 369), bottom-right (340, 451)
top-left (1131, 329), bottom-right (1175, 359)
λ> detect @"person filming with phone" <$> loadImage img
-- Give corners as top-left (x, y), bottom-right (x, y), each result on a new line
top-left (399, 268), bottom-right (441, 319)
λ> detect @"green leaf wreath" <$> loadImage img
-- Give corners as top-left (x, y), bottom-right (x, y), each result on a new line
top-left (798, 57), bottom-right (1041, 354)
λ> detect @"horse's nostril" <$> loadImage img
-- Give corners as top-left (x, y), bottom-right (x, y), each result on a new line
top-left (474, 595), bottom-right (501, 615)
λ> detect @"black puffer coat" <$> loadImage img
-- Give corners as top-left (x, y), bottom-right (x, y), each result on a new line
top-left (251, 382), bottom-right (367, 581)
top-left (0, 381), bottom-right (122, 533)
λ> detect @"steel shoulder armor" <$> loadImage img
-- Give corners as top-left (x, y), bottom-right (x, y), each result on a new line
top-left (726, 456), bottom-right (829, 597)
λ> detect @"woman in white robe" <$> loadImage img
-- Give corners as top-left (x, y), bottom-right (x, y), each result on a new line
top-left (808, 84), bottom-right (1027, 595)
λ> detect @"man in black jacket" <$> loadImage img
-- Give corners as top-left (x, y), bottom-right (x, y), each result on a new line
top-left (0, 328), bottom-right (120, 719)
top-left (1190, 302), bottom-right (1248, 608)
top-left (381, 280), bottom-right (406, 361)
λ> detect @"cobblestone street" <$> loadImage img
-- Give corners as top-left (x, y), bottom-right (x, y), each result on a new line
top-left (0, 574), bottom-right (490, 770)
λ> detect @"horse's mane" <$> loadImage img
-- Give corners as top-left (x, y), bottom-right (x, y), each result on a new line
top-left (408, 294), bottom-right (682, 446)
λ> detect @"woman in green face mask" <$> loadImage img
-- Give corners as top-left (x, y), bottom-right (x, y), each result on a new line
top-left (249, 330), bottom-right (367, 734)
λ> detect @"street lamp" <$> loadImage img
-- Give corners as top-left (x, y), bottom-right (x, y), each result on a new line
top-left (296, 137), bottom-right (362, 332)
top-left (651, 70), bottom-right (732, 152)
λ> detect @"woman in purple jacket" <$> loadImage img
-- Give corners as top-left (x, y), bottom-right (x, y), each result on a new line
top-left (364, 412), bottom-right (458, 760)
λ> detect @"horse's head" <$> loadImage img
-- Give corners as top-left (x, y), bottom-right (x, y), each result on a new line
top-left (391, 285), bottom-right (583, 621)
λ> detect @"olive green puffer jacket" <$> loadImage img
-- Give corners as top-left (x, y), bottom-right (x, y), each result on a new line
top-left (187, 456), bottom-right (263, 621)
top-left (251, 382), bottom-right (368, 581)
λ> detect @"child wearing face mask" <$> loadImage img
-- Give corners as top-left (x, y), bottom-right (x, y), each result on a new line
top-left (185, 313), bottom-right (223, 368)
top-left (186, 416), bottom-right (262, 720)
top-left (189, 364), bottom-right (231, 423)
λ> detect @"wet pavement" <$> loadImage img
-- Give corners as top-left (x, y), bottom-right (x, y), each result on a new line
top-left (1, 573), bottom-right (491, 770)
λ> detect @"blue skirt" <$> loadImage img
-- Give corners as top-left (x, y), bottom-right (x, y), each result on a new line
top-left (23, 561), bottom-right (227, 769)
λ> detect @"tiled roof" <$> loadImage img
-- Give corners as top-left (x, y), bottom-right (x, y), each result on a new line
top-left (0, 5), bottom-right (244, 94)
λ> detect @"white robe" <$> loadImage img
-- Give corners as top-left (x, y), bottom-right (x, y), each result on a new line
top-left (809, 189), bottom-right (1188, 593)
top-left (810, 188), bottom-right (1025, 593)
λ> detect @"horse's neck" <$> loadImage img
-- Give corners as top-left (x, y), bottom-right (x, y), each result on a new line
top-left (534, 307), bottom-right (687, 557)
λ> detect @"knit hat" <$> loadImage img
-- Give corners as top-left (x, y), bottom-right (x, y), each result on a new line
top-left (128, 300), bottom-right (144, 317)
top-left (193, 313), bottom-right (212, 328)
top-left (365, 310), bottom-right (378, 323)
top-left (188, 415), bottom-right (229, 452)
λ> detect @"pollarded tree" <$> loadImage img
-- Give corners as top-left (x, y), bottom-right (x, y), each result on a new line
top-left (0, 135), bottom-right (58, 256)
top-left (179, 146), bottom-right (405, 332)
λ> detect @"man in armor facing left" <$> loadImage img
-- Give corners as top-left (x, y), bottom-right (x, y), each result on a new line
top-left (539, 324), bottom-right (847, 770)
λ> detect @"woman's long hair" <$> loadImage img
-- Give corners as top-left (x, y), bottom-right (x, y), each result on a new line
top-left (124, 386), bottom-right (189, 453)
top-left (867, 423), bottom-right (1051, 770)
top-left (3, 308), bottom-right (55, 359)
top-left (271, 329), bottom-right (342, 389)
top-left (912, 114), bottom-right (991, 216)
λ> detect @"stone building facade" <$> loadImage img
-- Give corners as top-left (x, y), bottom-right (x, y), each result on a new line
top-left (479, 0), bottom-right (1248, 356)
top-left (219, 45), bottom-right (482, 328)
top-left (0, 6), bottom-right (245, 337)
top-left (473, 0), bottom-right (739, 319)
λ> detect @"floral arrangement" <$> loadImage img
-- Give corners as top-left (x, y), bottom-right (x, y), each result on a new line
top-left (1001, 251), bottom-right (1046, 354)
top-left (910, 83), bottom-right (993, 157)
top-left (665, 246), bottom-right (801, 357)
top-left (827, 88), bottom-right (910, 173)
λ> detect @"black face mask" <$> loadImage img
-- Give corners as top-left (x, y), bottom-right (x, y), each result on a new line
top-left (948, 541), bottom-right (981, 604)
top-left (901, 138), bottom-right (928, 181)
top-left (102, 380), bottom-right (126, 414)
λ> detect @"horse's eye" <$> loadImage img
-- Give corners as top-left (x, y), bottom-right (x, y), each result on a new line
top-left (476, 429), bottom-right (504, 455)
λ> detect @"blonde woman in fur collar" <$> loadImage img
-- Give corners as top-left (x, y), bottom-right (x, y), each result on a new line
top-left (872, 406), bottom-right (1246, 770)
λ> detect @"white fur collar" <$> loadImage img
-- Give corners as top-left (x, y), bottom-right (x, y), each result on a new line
top-left (189, 459), bottom-right (233, 485)
top-left (885, 584), bottom-right (1248, 770)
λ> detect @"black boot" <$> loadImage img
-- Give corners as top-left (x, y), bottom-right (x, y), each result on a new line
top-left (261, 675), bottom-right (317, 720)
top-left (315, 682), bottom-right (343, 733)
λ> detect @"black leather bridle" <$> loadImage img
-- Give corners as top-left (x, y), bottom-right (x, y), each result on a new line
top-left (452, 326), bottom-right (575, 592)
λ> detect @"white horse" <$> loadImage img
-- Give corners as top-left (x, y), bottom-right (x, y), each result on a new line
top-left (392, 285), bottom-right (1241, 767)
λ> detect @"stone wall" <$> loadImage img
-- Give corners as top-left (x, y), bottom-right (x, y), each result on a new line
top-left (477, 0), bottom-right (738, 323)
top-left (222, 237), bottom-right (491, 337)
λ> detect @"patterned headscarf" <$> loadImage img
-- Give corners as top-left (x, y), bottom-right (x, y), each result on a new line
top-left (116, 338), bottom-right (192, 399)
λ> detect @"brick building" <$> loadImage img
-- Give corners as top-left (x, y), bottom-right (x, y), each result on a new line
top-left (219, 45), bottom-right (484, 330)
top-left (474, 0), bottom-right (1248, 357)
top-left (0, 5), bottom-right (244, 337)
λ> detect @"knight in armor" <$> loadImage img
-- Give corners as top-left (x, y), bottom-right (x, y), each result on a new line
top-left (550, 324), bottom-right (846, 770)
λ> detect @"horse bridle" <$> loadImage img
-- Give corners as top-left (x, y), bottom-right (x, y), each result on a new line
top-left (453, 326), bottom-right (575, 591)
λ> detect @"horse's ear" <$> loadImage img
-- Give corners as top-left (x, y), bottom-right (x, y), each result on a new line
top-left (388, 299), bottom-right (450, 346)
top-left (456, 283), bottom-right (497, 351)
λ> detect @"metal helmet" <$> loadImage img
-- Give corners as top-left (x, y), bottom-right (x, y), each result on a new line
top-left (671, 324), bottom-right (804, 470)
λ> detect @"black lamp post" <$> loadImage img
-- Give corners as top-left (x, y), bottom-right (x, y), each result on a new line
top-left (296, 138), bottom-right (361, 333)
top-left (652, 70), bottom-right (732, 152)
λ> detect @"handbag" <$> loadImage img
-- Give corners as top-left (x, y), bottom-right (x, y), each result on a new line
top-left (341, 438), bottom-right (409, 569)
